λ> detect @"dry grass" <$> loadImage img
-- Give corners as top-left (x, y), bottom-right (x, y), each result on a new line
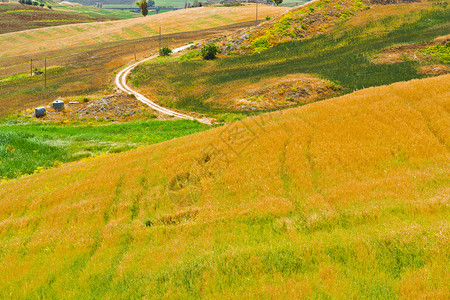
top-left (228, 74), bottom-right (341, 110)
top-left (0, 5), bottom-right (287, 58)
top-left (0, 75), bottom-right (449, 297)
top-left (136, 72), bottom-right (342, 111)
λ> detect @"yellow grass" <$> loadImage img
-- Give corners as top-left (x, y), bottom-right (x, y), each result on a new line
top-left (0, 5), bottom-right (287, 58)
top-left (0, 75), bottom-right (449, 297)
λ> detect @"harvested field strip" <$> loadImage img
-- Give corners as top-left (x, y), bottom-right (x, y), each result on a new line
top-left (34, 31), bottom-right (52, 37)
top-left (15, 33), bottom-right (36, 40)
top-left (122, 28), bottom-right (144, 39)
top-left (92, 36), bottom-right (106, 43)
top-left (68, 25), bottom-right (84, 32)
top-left (0, 5), bottom-right (287, 57)
top-left (138, 24), bottom-right (159, 34)
top-left (34, 20), bottom-right (93, 23)
top-left (109, 33), bottom-right (125, 41)
top-left (0, 3), bottom-right (115, 35)
top-left (0, 22), bottom-right (260, 116)
top-left (210, 14), bottom-right (235, 23)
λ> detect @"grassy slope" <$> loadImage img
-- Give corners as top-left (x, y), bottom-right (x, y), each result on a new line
top-left (0, 75), bottom-right (449, 298)
top-left (0, 119), bottom-right (208, 179)
top-left (0, 2), bottom-right (120, 34)
top-left (0, 5), bottom-right (287, 57)
top-left (53, 2), bottom-right (140, 19)
top-left (129, 1), bottom-right (450, 112)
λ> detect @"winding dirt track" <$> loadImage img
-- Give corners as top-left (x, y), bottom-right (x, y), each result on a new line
top-left (115, 44), bottom-right (211, 124)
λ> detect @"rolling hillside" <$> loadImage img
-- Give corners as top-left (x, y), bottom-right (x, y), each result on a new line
top-left (0, 5), bottom-right (287, 57)
top-left (0, 75), bottom-right (448, 298)
top-left (129, 0), bottom-right (449, 112)
top-left (0, 2), bottom-right (115, 34)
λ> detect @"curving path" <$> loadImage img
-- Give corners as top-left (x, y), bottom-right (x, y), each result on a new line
top-left (115, 44), bottom-right (211, 124)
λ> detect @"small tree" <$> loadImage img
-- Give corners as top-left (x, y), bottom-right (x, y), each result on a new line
top-left (270, 0), bottom-right (282, 6)
top-left (136, 0), bottom-right (148, 17)
top-left (159, 46), bottom-right (172, 56)
top-left (201, 43), bottom-right (219, 60)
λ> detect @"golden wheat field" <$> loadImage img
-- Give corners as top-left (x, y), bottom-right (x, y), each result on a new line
top-left (0, 5), bottom-right (287, 58)
top-left (0, 75), bottom-right (449, 298)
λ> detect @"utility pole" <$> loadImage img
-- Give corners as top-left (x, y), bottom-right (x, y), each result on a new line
top-left (256, 2), bottom-right (258, 26)
top-left (159, 27), bottom-right (161, 52)
top-left (30, 59), bottom-right (33, 76)
top-left (44, 57), bottom-right (47, 89)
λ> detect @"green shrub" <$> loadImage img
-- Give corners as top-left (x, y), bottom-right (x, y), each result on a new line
top-left (159, 46), bottom-right (172, 56)
top-left (251, 37), bottom-right (270, 53)
top-left (422, 43), bottom-right (450, 63)
top-left (179, 50), bottom-right (201, 62)
top-left (224, 2), bottom-right (242, 6)
top-left (201, 43), bottom-right (220, 60)
top-left (265, 16), bottom-right (271, 21)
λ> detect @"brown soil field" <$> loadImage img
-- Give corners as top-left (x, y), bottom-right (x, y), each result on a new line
top-left (0, 5), bottom-right (287, 57)
top-left (0, 3), bottom-right (111, 34)
top-left (0, 21), bottom-right (265, 117)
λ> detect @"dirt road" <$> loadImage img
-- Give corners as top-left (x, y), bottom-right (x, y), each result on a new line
top-left (115, 44), bottom-right (211, 124)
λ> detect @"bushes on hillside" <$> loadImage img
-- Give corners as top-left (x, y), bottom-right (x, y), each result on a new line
top-left (270, 0), bottom-right (283, 5)
top-left (159, 46), bottom-right (172, 56)
top-left (201, 43), bottom-right (219, 60)
top-left (19, 0), bottom-right (31, 5)
top-left (251, 37), bottom-right (270, 53)
top-left (422, 43), bottom-right (450, 64)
